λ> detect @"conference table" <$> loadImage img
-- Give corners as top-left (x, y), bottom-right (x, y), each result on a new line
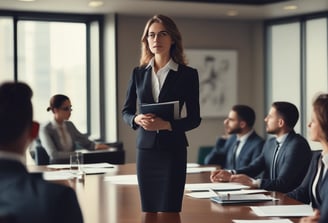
top-left (28, 163), bottom-right (306, 223)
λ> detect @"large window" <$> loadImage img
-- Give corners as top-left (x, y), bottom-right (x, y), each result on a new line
top-left (266, 22), bottom-right (301, 133)
top-left (305, 18), bottom-right (328, 149)
top-left (17, 21), bottom-right (87, 131)
top-left (0, 12), bottom-right (104, 139)
top-left (266, 14), bottom-right (328, 149)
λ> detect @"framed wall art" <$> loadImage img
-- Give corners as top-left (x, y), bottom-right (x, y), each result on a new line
top-left (185, 49), bottom-right (238, 118)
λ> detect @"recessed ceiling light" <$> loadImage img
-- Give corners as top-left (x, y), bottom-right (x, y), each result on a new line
top-left (226, 9), bottom-right (239, 17)
top-left (88, 0), bottom-right (104, 8)
top-left (18, 0), bottom-right (36, 2)
top-left (283, 5), bottom-right (298, 11)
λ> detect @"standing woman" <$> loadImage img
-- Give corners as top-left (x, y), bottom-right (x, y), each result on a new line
top-left (122, 14), bottom-right (201, 212)
top-left (287, 93), bottom-right (328, 222)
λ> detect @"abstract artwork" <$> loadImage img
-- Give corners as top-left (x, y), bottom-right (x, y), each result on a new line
top-left (185, 49), bottom-right (238, 118)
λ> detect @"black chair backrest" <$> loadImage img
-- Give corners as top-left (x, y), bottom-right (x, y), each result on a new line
top-left (30, 138), bottom-right (50, 165)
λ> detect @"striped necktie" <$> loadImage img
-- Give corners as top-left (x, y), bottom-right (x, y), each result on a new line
top-left (270, 141), bottom-right (280, 179)
top-left (231, 140), bottom-right (240, 169)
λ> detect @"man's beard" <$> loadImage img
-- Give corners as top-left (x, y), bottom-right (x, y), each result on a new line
top-left (228, 127), bottom-right (242, 134)
top-left (266, 127), bottom-right (277, 135)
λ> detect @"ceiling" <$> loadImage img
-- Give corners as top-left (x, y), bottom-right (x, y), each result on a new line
top-left (159, 0), bottom-right (291, 5)
top-left (0, 0), bottom-right (327, 20)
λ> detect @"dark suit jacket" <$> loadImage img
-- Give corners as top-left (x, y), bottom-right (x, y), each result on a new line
top-left (204, 132), bottom-right (264, 170)
top-left (0, 159), bottom-right (83, 223)
top-left (204, 137), bottom-right (229, 165)
top-left (319, 185), bottom-right (328, 223)
top-left (122, 64), bottom-right (201, 149)
top-left (287, 151), bottom-right (328, 209)
top-left (236, 131), bottom-right (312, 193)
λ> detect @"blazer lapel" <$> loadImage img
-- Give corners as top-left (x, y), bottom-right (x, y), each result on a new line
top-left (239, 133), bottom-right (255, 157)
top-left (143, 67), bottom-right (156, 103)
top-left (275, 132), bottom-right (295, 165)
top-left (158, 69), bottom-right (179, 101)
top-left (319, 169), bottom-right (328, 200)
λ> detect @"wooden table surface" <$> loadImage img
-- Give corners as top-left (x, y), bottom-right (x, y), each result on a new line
top-left (28, 163), bottom-right (304, 223)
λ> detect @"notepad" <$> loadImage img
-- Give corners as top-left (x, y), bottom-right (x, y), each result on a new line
top-left (211, 194), bottom-right (274, 204)
top-left (186, 189), bottom-right (268, 199)
top-left (233, 220), bottom-right (293, 223)
top-left (250, 205), bottom-right (314, 217)
top-left (140, 100), bottom-right (180, 120)
top-left (185, 182), bottom-right (249, 192)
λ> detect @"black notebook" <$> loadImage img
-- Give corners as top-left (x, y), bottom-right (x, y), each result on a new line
top-left (140, 101), bottom-right (180, 121)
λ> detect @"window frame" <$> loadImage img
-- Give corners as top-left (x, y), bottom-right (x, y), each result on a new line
top-left (264, 11), bottom-right (328, 141)
top-left (0, 10), bottom-right (105, 140)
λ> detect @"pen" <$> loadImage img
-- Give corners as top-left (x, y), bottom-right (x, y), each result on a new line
top-left (208, 188), bottom-right (218, 197)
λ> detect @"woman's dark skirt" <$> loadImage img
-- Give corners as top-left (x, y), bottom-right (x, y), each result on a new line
top-left (137, 146), bottom-right (187, 212)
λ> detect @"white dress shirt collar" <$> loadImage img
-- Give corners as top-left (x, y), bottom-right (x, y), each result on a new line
top-left (276, 132), bottom-right (289, 145)
top-left (146, 58), bottom-right (179, 72)
top-left (148, 58), bottom-right (178, 102)
top-left (237, 129), bottom-right (254, 143)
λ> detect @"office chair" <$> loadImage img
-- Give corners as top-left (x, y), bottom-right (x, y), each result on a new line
top-left (29, 138), bottom-right (50, 165)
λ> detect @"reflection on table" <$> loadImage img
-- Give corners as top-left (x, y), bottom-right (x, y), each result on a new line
top-left (28, 163), bottom-right (305, 223)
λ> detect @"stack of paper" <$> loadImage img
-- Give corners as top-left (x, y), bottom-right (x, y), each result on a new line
top-left (185, 182), bottom-right (249, 192)
top-left (104, 174), bottom-right (138, 185)
top-left (211, 194), bottom-right (274, 204)
top-left (186, 189), bottom-right (267, 199)
top-left (250, 205), bottom-right (314, 217)
top-left (187, 166), bottom-right (217, 173)
top-left (233, 220), bottom-right (293, 223)
top-left (43, 170), bottom-right (76, 180)
top-left (46, 163), bottom-right (117, 175)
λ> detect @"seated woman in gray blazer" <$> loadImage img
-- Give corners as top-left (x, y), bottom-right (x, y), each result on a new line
top-left (39, 94), bottom-right (108, 163)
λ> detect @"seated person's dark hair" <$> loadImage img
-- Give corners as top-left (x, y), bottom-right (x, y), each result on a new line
top-left (0, 82), bottom-right (33, 145)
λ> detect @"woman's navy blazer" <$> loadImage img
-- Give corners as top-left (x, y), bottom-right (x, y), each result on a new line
top-left (122, 64), bottom-right (201, 150)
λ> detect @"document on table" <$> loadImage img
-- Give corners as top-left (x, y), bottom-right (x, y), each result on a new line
top-left (186, 189), bottom-right (267, 199)
top-left (250, 205), bottom-right (314, 217)
top-left (104, 174), bottom-right (138, 185)
top-left (185, 182), bottom-right (249, 192)
top-left (217, 189), bottom-right (267, 196)
top-left (233, 220), bottom-right (293, 223)
top-left (185, 190), bottom-right (218, 199)
top-left (82, 167), bottom-right (117, 175)
top-left (46, 163), bottom-right (117, 175)
top-left (211, 194), bottom-right (274, 204)
top-left (47, 162), bottom-right (116, 169)
top-left (187, 166), bottom-right (217, 173)
top-left (43, 170), bottom-right (76, 180)
top-left (186, 163), bottom-right (200, 168)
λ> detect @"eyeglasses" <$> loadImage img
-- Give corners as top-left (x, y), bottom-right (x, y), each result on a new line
top-left (147, 31), bottom-right (169, 39)
top-left (60, 106), bottom-right (72, 112)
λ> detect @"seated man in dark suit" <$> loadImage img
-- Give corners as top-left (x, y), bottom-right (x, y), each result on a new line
top-left (204, 104), bottom-right (264, 170)
top-left (210, 101), bottom-right (312, 193)
top-left (0, 82), bottom-right (83, 223)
